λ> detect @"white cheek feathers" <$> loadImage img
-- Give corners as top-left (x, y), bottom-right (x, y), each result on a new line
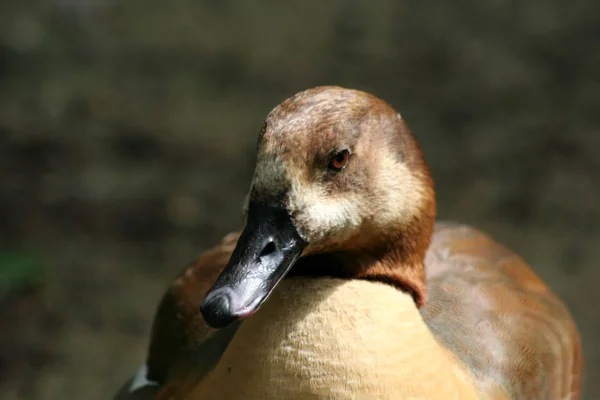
top-left (370, 153), bottom-right (429, 228)
top-left (287, 184), bottom-right (364, 245)
top-left (248, 150), bottom-right (366, 246)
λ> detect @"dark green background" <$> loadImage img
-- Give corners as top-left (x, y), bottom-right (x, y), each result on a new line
top-left (0, 1), bottom-right (598, 399)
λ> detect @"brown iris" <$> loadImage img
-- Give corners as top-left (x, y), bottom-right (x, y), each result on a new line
top-left (328, 149), bottom-right (350, 172)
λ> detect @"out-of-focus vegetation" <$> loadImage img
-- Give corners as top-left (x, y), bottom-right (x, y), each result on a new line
top-left (0, 252), bottom-right (41, 297)
top-left (0, 1), bottom-right (598, 399)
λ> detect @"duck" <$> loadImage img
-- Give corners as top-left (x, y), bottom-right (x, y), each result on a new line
top-left (114, 86), bottom-right (583, 400)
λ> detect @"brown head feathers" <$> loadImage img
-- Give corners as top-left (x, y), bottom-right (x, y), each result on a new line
top-left (250, 86), bottom-right (435, 306)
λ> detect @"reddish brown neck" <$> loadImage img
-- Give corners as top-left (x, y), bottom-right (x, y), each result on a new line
top-left (288, 222), bottom-right (431, 308)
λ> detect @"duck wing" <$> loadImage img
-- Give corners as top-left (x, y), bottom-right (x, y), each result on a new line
top-left (113, 232), bottom-right (241, 400)
top-left (422, 222), bottom-right (583, 399)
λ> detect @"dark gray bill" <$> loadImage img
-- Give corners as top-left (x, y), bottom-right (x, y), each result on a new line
top-left (200, 202), bottom-right (307, 329)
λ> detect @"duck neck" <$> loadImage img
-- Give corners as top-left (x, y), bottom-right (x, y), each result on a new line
top-left (192, 278), bottom-right (479, 400)
top-left (288, 234), bottom-right (428, 308)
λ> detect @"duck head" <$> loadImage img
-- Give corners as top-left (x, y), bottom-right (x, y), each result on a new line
top-left (201, 86), bottom-right (436, 328)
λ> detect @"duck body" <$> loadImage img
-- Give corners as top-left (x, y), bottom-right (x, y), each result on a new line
top-left (188, 276), bottom-right (481, 400)
top-left (114, 87), bottom-right (582, 400)
top-left (116, 223), bottom-right (581, 400)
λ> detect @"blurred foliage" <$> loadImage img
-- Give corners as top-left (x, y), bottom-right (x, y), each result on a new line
top-left (0, 252), bottom-right (41, 298)
top-left (0, 0), bottom-right (598, 399)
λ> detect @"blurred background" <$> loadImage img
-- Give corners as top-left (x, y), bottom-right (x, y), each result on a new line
top-left (0, 1), bottom-right (598, 399)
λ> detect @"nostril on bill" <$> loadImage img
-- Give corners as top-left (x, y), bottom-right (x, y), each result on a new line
top-left (259, 240), bottom-right (277, 259)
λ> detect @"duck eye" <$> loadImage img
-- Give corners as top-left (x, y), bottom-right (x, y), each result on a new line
top-left (328, 149), bottom-right (350, 172)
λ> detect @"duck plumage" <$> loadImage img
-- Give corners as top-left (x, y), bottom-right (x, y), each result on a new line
top-left (114, 86), bottom-right (582, 400)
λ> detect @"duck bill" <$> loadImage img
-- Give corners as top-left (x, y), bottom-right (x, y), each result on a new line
top-left (200, 202), bottom-right (307, 329)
